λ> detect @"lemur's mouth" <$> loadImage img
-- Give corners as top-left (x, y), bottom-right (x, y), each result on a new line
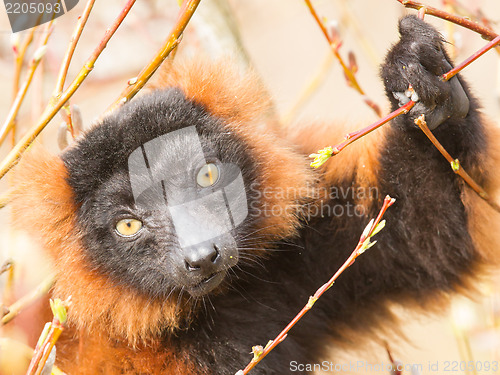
top-left (187, 271), bottom-right (225, 297)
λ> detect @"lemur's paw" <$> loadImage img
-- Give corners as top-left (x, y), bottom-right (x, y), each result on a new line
top-left (381, 15), bottom-right (469, 130)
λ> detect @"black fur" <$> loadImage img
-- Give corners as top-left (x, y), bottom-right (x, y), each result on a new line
top-left (61, 16), bottom-right (488, 374)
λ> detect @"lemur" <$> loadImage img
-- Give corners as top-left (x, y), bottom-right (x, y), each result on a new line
top-left (11, 16), bottom-right (500, 374)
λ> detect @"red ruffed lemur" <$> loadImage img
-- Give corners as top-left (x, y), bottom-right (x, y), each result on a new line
top-left (10, 16), bottom-right (500, 374)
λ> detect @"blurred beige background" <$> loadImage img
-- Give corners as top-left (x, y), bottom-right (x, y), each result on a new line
top-left (0, 0), bottom-right (499, 374)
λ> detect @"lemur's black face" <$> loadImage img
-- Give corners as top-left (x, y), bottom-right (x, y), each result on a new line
top-left (62, 89), bottom-right (262, 298)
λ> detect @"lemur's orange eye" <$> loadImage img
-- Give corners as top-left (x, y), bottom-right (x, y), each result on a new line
top-left (196, 163), bottom-right (219, 188)
top-left (115, 218), bottom-right (143, 237)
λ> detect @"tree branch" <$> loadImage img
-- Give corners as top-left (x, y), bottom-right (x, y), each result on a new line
top-left (304, 0), bottom-right (382, 117)
top-left (54, 0), bottom-right (97, 96)
top-left (414, 114), bottom-right (500, 213)
top-left (106, 0), bottom-right (202, 114)
top-left (0, 0), bottom-right (137, 181)
top-left (26, 298), bottom-right (70, 375)
top-left (441, 34), bottom-right (500, 81)
top-left (0, 21), bottom-right (54, 146)
top-left (1, 275), bottom-right (55, 325)
top-left (10, 28), bottom-right (37, 145)
top-left (397, 0), bottom-right (498, 40)
top-left (236, 196), bottom-right (395, 375)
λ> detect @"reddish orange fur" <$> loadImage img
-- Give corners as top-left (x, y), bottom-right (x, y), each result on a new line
top-left (462, 120), bottom-right (500, 266)
top-left (11, 150), bottom-right (185, 343)
top-left (11, 150), bottom-right (198, 372)
top-left (56, 330), bottom-right (200, 375)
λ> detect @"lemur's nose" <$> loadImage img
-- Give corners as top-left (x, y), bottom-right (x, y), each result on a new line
top-left (184, 244), bottom-right (220, 273)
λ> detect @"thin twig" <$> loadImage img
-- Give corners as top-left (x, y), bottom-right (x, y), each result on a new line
top-left (303, 0), bottom-right (382, 117)
top-left (28, 323), bottom-right (62, 375)
top-left (384, 343), bottom-right (403, 375)
top-left (309, 100), bottom-right (416, 168)
top-left (59, 104), bottom-right (83, 143)
top-left (0, 21), bottom-right (54, 146)
top-left (26, 299), bottom-right (69, 375)
top-left (0, 338), bottom-right (66, 373)
top-left (332, 100), bottom-right (416, 155)
top-left (54, 0), bottom-right (97, 95)
top-left (106, 0), bottom-right (202, 114)
top-left (441, 34), bottom-right (500, 81)
top-left (414, 115), bottom-right (500, 213)
top-left (12, 28), bottom-right (37, 95)
top-left (1, 274), bottom-right (55, 325)
top-left (10, 28), bottom-right (37, 146)
top-left (0, 191), bottom-right (11, 209)
top-left (2, 264), bottom-right (15, 307)
top-left (397, 0), bottom-right (499, 40)
top-left (237, 196), bottom-right (395, 374)
top-left (1, 259), bottom-right (15, 306)
top-left (462, 332), bottom-right (479, 375)
top-left (0, 0), bottom-right (137, 181)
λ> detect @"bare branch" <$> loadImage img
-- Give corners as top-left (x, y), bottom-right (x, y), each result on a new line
top-left (10, 27), bottom-right (38, 145)
top-left (303, 0), bottom-right (382, 117)
top-left (237, 196), bottom-right (395, 374)
top-left (397, 0), bottom-right (499, 40)
top-left (0, 21), bottom-right (54, 146)
top-left (54, 0), bottom-right (97, 95)
top-left (1, 275), bottom-right (55, 325)
top-left (106, 0), bottom-right (202, 114)
top-left (26, 298), bottom-right (70, 375)
top-left (414, 115), bottom-right (500, 213)
top-left (442, 35), bottom-right (500, 81)
top-left (0, 0), bottom-right (137, 181)
top-left (309, 100), bottom-right (416, 168)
